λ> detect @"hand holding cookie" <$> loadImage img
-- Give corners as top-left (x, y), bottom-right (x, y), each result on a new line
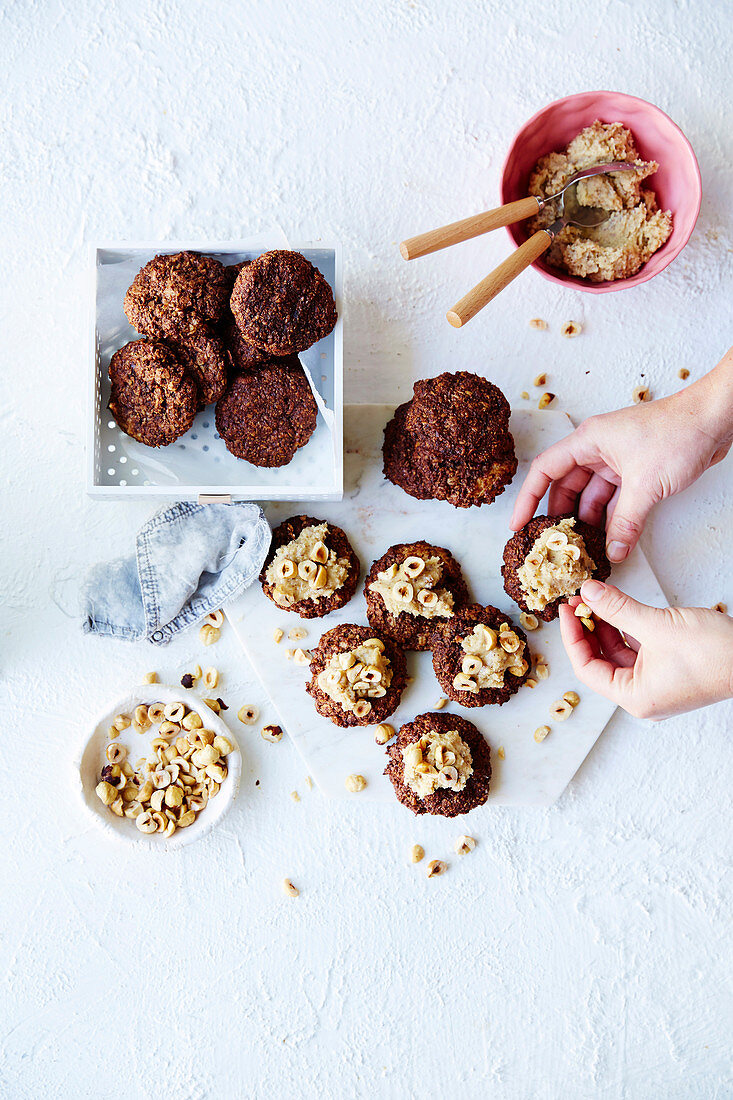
top-left (510, 347), bottom-right (733, 563)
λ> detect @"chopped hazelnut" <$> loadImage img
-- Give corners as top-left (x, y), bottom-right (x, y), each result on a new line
top-left (678, 368), bottom-right (690, 380)
top-left (273, 628), bottom-right (284, 644)
top-left (345, 774), bottom-right (367, 793)
top-left (426, 860), bottom-right (447, 878)
top-left (410, 844), bottom-right (425, 863)
top-left (529, 318), bottom-right (548, 330)
top-left (374, 723), bottom-right (394, 745)
top-left (538, 392), bottom-right (555, 409)
top-left (261, 724), bottom-right (283, 742)
top-left (632, 385), bottom-right (651, 404)
top-left (549, 699), bottom-right (573, 721)
top-left (562, 690), bottom-right (580, 708)
top-left (534, 725), bottom-right (551, 743)
top-left (282, 878), bottom-right (299, 898)
top-left (533, 372), bottom-right (547, 387)
top-left (561, 320), bottom-right (581, 338)
top-left (454, 835), bottom-right (476, 855)
top-left (497, 745), bottom-right (505, 760)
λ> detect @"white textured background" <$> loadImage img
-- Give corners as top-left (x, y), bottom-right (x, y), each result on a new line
top-left (1, 1), bottom-right (732, 1097)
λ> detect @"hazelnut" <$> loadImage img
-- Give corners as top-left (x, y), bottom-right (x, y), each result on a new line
top-left (261, 724), bottom-right (284, 743)
top-left (345, 774), bottom-right (367, 792)
top-left (426, 860), bottom-right (447, 878)
top-left (454, 835), bottom-right (476, 855)
top-left (410, 844), bottom-right (425, 863)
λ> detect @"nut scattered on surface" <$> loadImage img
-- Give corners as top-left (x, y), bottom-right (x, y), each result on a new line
top-left (113, 713), bottom-right (131, 732)
top-left (497, 745), bottom-right (505, 760)
top-left (454, 835), bottom-right (476, 855)
top-left (261, 724), bottom-right (284, 742)
top-left (529, 318), bottom-right (548, 330)
top-left (199, 624), bottom-right (220, 646)
top-left (538, 392), bottom-right (555, 409)
top-left (305, 776), bottom-right (313, 790)
top-left (282, 878), bottom-right (299, 898)
top-left (238, 705), bottom-right (259, 725)
top-left (345, 773), bottom-right (367, 793)
top-left (534, 725), bottom-right (551, 743)
top-left (273, 628), bottom-right (284, 644)
top-left (520, 390), bottom-right (530, 400)
top-left (205, 610), bottom-right (225, 628)
top-left (550, 699), bottom-right (574, 722)
top-left (562, 690), bottom-right (581, 708)
top-left (525, 677), bottom-right (537, 689)
top-left (374, 723), bottom-right (394, 745)
top-left (519, 612), bottom-right (540, 631)
top-left (288, 627), bottom-right (308, 641)
top-left (580, 617), bottom-right (595, 632)
top-left (533, 372), bottom-right (547, 387)
top-left (433, 697), bottom-right (448, 710)
top-left (143, 672), bottom-right (158, 684)
top-left (204, 698), bottom-right (221, 713)
top-left (292, 647), bottom-right (311, 665)
top-left (632, 385), bottom-right (651, 404)
top-left (203, 667), bottom-right (219, 690)
top-left (534, 661), bottom-right (549, 680)
top-left (574, 603), bottom-right (592, 618)
top-left (290, 790), bottom-right (300, 803)
top-left (678, 367), bottom-right (690, 380)
top-left (712, 602), bottom-right (728, 614)
top-left (426, 860), bottom-right (447, 878)
top-left (561, 320), bottom-right (582, 338)
top-left (410, 844), bottom-right (425, 863)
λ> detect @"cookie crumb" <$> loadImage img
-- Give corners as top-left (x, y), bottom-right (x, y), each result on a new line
top-left (561, 321), bottom-right (581, 338)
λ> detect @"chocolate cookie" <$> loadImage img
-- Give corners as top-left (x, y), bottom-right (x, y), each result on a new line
top-left (383, 373), bottom-right (517, 508)
top-left (215, 360), bottom-right (318, 466)
top-left (502, 514), bottom-right (611, 622)
top-left (124, 251), bottom-right (230, 338)
top-left (108, 340), bottom-right (198, 447)
top-left (230, 250), bottom-right (337, 356)
top-left (165, 325), bottom-right (228, 406)
top-left (307, 623), bottom-right (407, 727)
top-left (385, 712), bottom-right (491, 817)
top-left (260, 515), bottom-right (360, 618)
top-left (364, 542), bottom-right (469, 651)
top-left (405, 372), bottom-right (513, 462)
top-left (222, 318), bottom-right (268, 373)
top-left (431, 604), bottom-right (530, 706)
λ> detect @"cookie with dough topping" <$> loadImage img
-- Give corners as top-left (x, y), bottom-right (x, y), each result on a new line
top-left (260, 515), bottom-right (360, 618)
top-left (364, 541), bottom-right (470, 651)
top-left (431, 604), bottom-right (530, 707)
top-left (306, 623), bottom-right (407, 728)
top-left (502, 514), bottom-right (611, 622)
top-left (385, 711), bottom-right (491, 817)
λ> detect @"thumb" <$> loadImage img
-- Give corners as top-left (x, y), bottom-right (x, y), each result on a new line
top-left (579, 580), bottom-right (658, 638)
top-left (605, 484), bottom-right (654, 563)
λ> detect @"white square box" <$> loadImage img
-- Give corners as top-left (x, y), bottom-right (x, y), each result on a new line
top-left (87, 237), bottom-right (343, 501)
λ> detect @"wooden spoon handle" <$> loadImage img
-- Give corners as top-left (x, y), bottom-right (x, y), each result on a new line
top-left (446, 231), bottom-right (551, 328)
top-left (399, 196), bottom-right (540, 260)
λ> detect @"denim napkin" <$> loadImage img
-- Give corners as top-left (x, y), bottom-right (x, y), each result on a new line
top-left (83, 502), bottom-right (271, 645)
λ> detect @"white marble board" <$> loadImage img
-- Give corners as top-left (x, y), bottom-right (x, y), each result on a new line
top-left (227, 404), bottom-right (667, 806)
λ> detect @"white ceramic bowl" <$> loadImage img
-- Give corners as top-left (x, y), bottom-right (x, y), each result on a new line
top-left (77, 685), bottom-right (242, 849)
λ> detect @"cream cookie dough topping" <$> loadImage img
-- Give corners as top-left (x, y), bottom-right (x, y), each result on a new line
top-left (368, 555), bottom-right (454, 619)
top-left (267, 523), bottom-right (350, 607)
top-left (517, 518), bottom-right (596, 611)
top-left (402, 729), bottom-right (473, 799)
top-left (316, 639), bottom-right (393, 715)
top-left (455, 622), bottom-right (527, 693)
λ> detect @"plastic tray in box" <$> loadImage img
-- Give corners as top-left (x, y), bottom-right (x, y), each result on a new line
top-left (87, 232), bottom-right (343, 501)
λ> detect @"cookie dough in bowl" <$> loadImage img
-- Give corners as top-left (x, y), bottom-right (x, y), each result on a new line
top-left (501, 91), bottom-right (701, 292)
top-left (260, 514), bottom-right (360, 618)
top-left (527, 120), bottom-right (672, 283)
top-left (364, 541), bottom-right (470, 651)
top-left (306, 623), bottom-right (407, 727)
top-left (502, 515), bottom-right (611, 622)
top-left (431, 604), bottom-right (531, 706)
top-left (385, 712), bottom-right (491, 817)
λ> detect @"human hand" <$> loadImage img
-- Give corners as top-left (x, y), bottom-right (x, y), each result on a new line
top-left (559, 580), bottom-right (733, 720)
top-left (510, 351), bottom-right (733, 563)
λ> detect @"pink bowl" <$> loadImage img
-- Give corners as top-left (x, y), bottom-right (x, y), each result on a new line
top-left (501, 91), bottom-right (701, 292)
